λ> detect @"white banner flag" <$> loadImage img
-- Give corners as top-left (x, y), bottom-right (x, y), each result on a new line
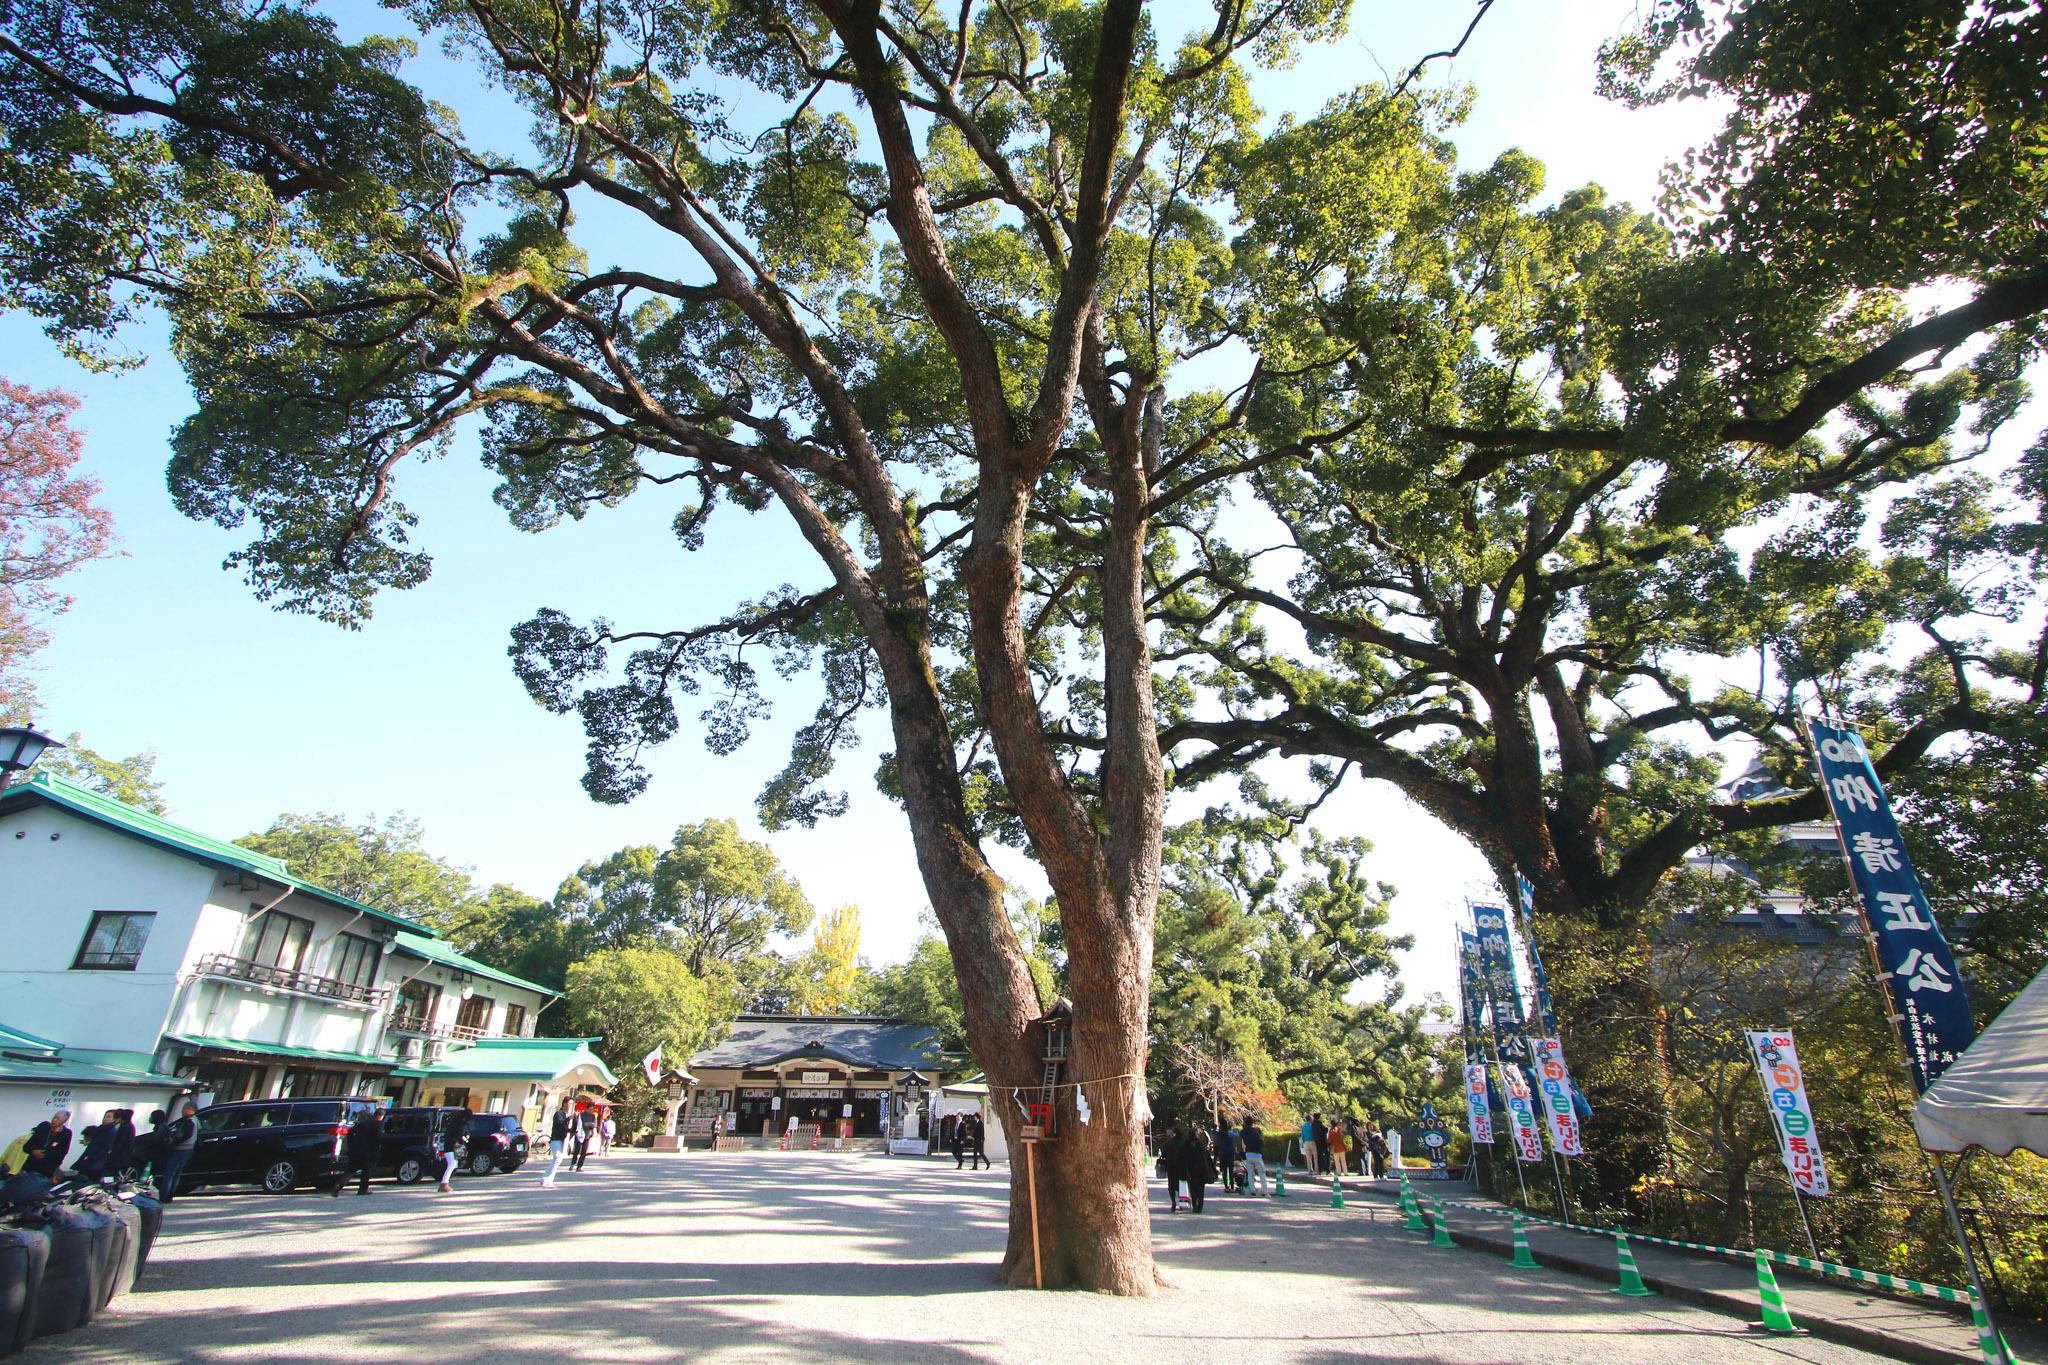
top-left (1747, 1030), bottom-right (1830, 1197)
top-left (1463, 1063), bottom-right (1493, 1144)
top-left (1498, 1062), bottom-right (1545, 1163)
top-left (640, 1043), bottom-right (664, 1088)
top-left (1530, 1038), bottom-right (1584, 1156)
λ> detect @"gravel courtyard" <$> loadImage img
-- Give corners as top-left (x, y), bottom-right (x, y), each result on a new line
top-left (25, 1152), bottom-right (1899, 1363)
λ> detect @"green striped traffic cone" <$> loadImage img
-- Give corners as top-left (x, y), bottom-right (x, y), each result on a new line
top-left (1612, 1231), bottom-right (1655, 1297)
top-left (1404, 1188), bottom-right (1430, 1232)
top-left (1273, 1168), bottom-right (1287, 1198)
top-left (1748, 1250), bottom-right (1805, 1335)
top-left (1970, 1288), bottom-right (2017, 1365)
top-left (1330, 1178), bottom-right (1345, 1209)
top-left (1509, 1211), bottom-right (1538, 1268)
top-left (1431, 1199), bottom-right (1453, 1249)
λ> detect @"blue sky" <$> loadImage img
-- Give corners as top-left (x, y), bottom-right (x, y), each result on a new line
top-left (8, 2), bottom-right (1726, 1004)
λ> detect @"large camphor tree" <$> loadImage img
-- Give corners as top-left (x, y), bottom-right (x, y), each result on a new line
top-left (0, 0), bottom-right (1371, 1291)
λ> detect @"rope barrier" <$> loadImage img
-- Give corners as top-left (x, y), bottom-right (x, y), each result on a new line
top-left (1381, 1191), bottom-right (1970, 1305)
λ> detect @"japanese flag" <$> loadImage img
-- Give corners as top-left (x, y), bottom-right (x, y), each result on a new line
top-left (641, 1043), bottom-right (663, 1088)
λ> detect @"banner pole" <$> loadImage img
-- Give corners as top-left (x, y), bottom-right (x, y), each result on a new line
top-left (1933, 1155), bottom-right (2010, 1363)
top-left (1789, 1186), bottom-right (1821, 1262)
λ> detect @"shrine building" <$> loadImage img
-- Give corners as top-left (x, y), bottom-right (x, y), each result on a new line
top-left (681, 1014), bottom-right (946, 1144)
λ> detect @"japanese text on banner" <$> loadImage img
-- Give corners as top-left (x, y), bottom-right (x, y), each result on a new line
top-left (1464, 1063), bottom-right (1494, 1144)
top-left (1530, 1038), bottom-right (1583, 1156)
top-left (1746, 1030), bottom-right (1831, 1197)
top-left (1806, 720), bottom-right (1975, 1092)
top-left (1497, 1062), bottom-right (1545, 1163)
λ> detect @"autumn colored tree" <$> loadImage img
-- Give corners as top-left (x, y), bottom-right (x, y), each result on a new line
top-left (790, 903), bottom-right (866, 1013)
top-left (0, 379), bottom-right (115, 715)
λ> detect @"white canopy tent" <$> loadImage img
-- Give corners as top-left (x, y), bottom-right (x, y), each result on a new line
top-left (1915, 964), bottom-right (2048, 1157)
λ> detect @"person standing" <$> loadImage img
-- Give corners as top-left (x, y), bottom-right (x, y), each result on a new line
top-left (335, 1102), bottom-right (383, 1196)
top-left (1298, 1113), bottom-right (1316, 1176)
top-left (540, 1104), bottom-right (571, 1188)
top-left (1310, 1113), bottom-right (1329, 1180)
top-left (948, 1113), bottom-right (968, 1169)
top-left (600, 1114), bottom-right (615, 1155)
top-left (1214, 1119), bottom-right (1238, 1193)
top-left (1368, 1124), bottom-right (1389, 1180)
top-left (71, 1108), bottom-right (123, 1182)
top-left (23, 1110), bottom-right (72, 1179)
top-left (437, 1107), bottom-right (467, 1193)
top-left (156, 1102), bottom-right (199, 1203)
top-left (1327, 1120), bottom-right (1348, 1178)
top-left (1241, 1116), bottom-right (1269, 1196)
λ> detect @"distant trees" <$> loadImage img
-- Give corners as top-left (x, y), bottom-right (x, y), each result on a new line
top-left (563, 946), bottom-right (714, 1136)
top-left (0, 378), bottom-right (115, 717)
top-left (238, 811), bottom-right (475, 928)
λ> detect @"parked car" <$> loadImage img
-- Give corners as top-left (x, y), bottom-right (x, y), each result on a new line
top-left (463, 1112), bottom-right (529, 1175)
top-left (180, 1097), bottom-right (379, 1194)
top-left (379, 1106), bottom-right (470, 1184)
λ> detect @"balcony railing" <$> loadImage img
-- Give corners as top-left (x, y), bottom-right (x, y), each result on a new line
top-left (194, 953), bottom-right (386, 1007)
top-left (386, 1014), bottom-right (497, 1043)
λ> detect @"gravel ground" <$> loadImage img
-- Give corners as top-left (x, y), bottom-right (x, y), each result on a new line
top-left (24, 1152), bottom-right (1898, 1363)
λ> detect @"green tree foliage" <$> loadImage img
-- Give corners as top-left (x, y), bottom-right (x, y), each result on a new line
top-left (865, 902), bottom-right (1057, 1054)
top-left (551, 819), bottom-right (812, 1011)
top-left (36, 733), bottom-right (165, 812)
top-left (1150, 816), bottom-right (1448, 1124)
top-left (238, 811), bottom-right (474, 928)
top-left (563, 945), bottom-right (714, 1138)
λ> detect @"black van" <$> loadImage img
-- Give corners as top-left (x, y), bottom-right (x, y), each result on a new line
top-left (381, 1106), bottom-right (470, 1184)
top-left (181, 1097), bottom-right (377, 1194)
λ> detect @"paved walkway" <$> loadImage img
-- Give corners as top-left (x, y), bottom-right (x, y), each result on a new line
top-left (1319, 1175), bottom-right (2040, 1364)
top-left (28, 1152), bottom-right (1914, 1363)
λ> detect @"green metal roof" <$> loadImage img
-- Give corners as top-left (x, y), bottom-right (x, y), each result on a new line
top-left (167, 1034), bottom-right (395, 1070)
top-left (0, 773), bottom-right (424, 933)
top-left (392, 931), bottom-right (556, 999)
top-left (0, 1028), bottom-right (185, 1088)
top-left (391, 1036), bottom-right (617, 1086)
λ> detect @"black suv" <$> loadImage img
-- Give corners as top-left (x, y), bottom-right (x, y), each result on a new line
top-left (181, 1097), bottom-right (378, 1194)
top-left (379, 1106), bottom-right (471, 1184)
top-left (463, 1112), bottom-right (529, 1175)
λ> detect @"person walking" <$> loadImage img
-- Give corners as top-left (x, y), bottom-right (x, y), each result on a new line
top-left (1158, 1122), bottom-right (1185, 1211)
top-left (437, 1107), bottom-right (467, 1193)
top-left (23, 1110), bottom-right (72, 1179)
top-left (948, 1112), bottom-right (968, 1169)
top-left (1177, 1123), bottom-right (1217, 1213)
top-left (1241, 1116), bottom-right (1269, 1196)
top-left (570, 1104), bottom-right (595, 1171)
top-left (1310, 1113), bottom-right (1329, 1180)
top-left (335, 1103), bottom-right (383, 1196)
top-left (540, 1104), bottom-right (571, 1188)
top-left (967, 1114), bottom-right (990, 1170)
top-left (599, 1114), bottom-right (615, 1155)
top-left (1297, 1114), bottom-right (1316, 1176)
top-left (156, 1102), bottom-right (199, 1203)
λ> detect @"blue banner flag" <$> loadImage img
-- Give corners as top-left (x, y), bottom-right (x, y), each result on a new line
top-left (1515, 874), bottom-right (1561, 1035)
top-left (1472, 906), bottom-right (1526, 1035)
top-left (1806, 719), bottom-right (1976, 1092)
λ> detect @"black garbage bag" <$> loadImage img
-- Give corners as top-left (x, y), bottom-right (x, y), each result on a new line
top-left (128, 1194), bottom-right (162, 1280)
top-left (0, 1226), bottom-right (49, 1358)
top-left (100, 1201), bottom-right (139, 1305)
top-left (29, 1205), bottom-right (97, 1337)
top-left (0, 1177), bottom-right (50, 1213)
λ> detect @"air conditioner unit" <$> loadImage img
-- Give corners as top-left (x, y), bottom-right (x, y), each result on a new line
top-left (425, 1041), bottom-right (446, 1064)
top-left (396, 1037), bottom-right (421, 1062)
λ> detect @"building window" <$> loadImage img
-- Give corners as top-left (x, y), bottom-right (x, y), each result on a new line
top-left (241, 910), bottom-right (313, 971)
top-left (331, 932), bottom-right (381, 989)
top-left (486, 1091), bottom-right (508, 1114)
top-left (284, 1068), bottom-right (349, 1098)
top-left (442, 1086), bottom-right (470, 1109)
top-left (502, 1003), bottom-right (527, 1037)
top-left (395, 978), bottom-right (441, 1024)
top-left (456, 994), bottom-right (495, 1034)
top-left (72, 911), bottom-right (155, 970)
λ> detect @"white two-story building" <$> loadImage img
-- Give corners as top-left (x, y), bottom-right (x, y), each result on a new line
top-left (0, 772), bottom-right (608, 1141)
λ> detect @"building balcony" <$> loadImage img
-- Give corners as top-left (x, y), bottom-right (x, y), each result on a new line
top-left (386, 1014), bottom-right (499, 1044)
top-left (192, 952), bottom-right (387, 1009)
